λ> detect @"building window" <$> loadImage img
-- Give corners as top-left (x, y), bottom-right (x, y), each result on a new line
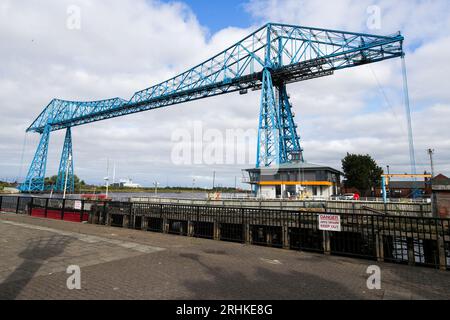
top-left (316, 171), bottom-right (326, 181)
top-left (313, 186), bottom-right (318, 196)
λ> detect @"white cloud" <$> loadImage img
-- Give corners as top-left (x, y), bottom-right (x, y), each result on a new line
top-left (244, 0), bottom-right (450, 177)
top-left (0, 0), bottom-right (448, 189)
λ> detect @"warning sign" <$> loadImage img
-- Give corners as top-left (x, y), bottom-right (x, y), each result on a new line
top-left (318, 214), bottom-right (341, 232)
top-left (74, 201), bottom-right (82, 210)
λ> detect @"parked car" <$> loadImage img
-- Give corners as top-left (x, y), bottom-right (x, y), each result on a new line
top-left (339, 193), bottom-right (360, 201)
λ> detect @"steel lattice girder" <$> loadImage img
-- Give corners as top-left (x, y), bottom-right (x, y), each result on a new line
top-left (19, 125), bottom-right (52, 192)
top-left (277, 85), bottom-right (303, 163)
top-left (55, 128), bottom-right (74, 193)
top-left (257, 68), bottom-right (281, 168)
top-left (26, 23), bottom-right (404, 133)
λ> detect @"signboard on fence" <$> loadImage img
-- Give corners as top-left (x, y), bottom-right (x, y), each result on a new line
top-left (74, 201), bottom-right (82, 210)
top-left (318, 214), bottom-right (341, 232)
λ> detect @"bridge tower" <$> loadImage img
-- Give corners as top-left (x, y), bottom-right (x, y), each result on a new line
top-left (55, 127), bottom-right (74, 193)
top-left (19, 124), bottom-right (52, 192)
top-left (20, 125), bottom-right (75, 194)
top-left (257, 24), bottom-right (303, 168)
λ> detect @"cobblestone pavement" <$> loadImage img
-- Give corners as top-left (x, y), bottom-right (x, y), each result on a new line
top-left (0, 213), bottom-right (449, 300)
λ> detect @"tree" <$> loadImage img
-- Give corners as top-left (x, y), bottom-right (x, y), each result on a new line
top-left (45, 175), bottom-right (85, 191)
top-left (45, 175), bottom-right (58, 186)
top-left (342, 153), bottom-right (383, 196)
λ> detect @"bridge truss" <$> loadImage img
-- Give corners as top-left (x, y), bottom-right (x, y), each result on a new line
top-left (20, 23), bottom-right (405, 193)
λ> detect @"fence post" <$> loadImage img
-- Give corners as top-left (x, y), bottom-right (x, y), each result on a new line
top-left (407, 237), bottom-right (415, 266)
top-left (0, 195), bottom-right (3, 212)
top-left (123, 207), bottom-right (130, 229)
top-left (45, 198), bottom-right (49, 218)
top-left (61, 199), bottom-right (66, 220)
top-left (243, 208), bottom-right (251, 244)
top-left (239, 208), bottom-right (244, 243)
top-left (131, 203), bottom-right (135, 228)
top-left (282, 220), bottom-right (290, 249)
top-left (188, 207), bottom-right (197, 238)
top-left (88, 202), bottom-right (95, 224)
top-left (80, 200), bottom-right (85, 223)
top-left (436, 234), bottom-right (447, 271)
top-left (436, 220), bottom-right (447, 270)
top-left (161, 204), bottom-right (169, 234)
top-left (123, 203), bottom-right (132, 229)
top-left (213, 211), bottom-right (220, 241)
top-left (374, 216), bottom-right (384, 262)
top-left (16, 196), bottom-right (20, 214)
top-left (323, 231), bottom-right (331, 255)
top-left (28, 197), bottom-right (33, 216)
top-left (103, 202), bottom-right (110, 226)
top-left (141, 206), bottom-right (148, 231)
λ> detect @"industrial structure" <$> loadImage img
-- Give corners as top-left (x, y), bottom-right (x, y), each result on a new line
top-left (381, 173), bottom-right (432, 202)
top-left (19, 23), bottom-right (408, 193)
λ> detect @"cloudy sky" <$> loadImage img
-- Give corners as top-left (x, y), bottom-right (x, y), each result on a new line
top-left (0, 0), bottom-right (449, 188)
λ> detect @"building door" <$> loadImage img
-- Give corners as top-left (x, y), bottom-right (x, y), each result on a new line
top-left (276, 185), bottom-right (281, 198)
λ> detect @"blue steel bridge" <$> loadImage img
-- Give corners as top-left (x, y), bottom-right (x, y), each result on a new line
top-left (20, 23), bottom-right (406, 193)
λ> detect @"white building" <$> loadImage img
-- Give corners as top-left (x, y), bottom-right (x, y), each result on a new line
top-left (245, 162), bottom-right (342, 200)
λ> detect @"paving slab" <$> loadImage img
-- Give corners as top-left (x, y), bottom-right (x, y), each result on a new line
top-left (0, 213), bottom-right (449, 300)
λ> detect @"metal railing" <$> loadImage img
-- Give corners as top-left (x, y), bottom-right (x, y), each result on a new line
top-left (132, 196), bottom-right (432, 217)
top-left (1, 195), bottom-right (448, 270)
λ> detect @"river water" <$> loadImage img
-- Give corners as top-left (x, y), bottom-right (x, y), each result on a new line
top-left (108, 192), bottom-right (209, 201)
top-left (37, 192), bottom-right (210, 201)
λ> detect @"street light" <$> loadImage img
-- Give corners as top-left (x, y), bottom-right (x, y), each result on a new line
top-left (104, 176), bottom-right (109, 198)
top-left (428, 149), bottom-right (435, 178)
top-left (154, 181), bottom-right (159, 196)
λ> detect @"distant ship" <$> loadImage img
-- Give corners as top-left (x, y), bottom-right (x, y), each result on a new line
top-left (119, 178), bottom-right (141, 188)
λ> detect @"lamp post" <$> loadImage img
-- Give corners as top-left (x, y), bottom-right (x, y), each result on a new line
top-left (104, 158), bottom-right (110, 198)
top-left (104, 176), bottom-right (109, 198)
top-left (154, 181), bottom-right (159, 196)
top-left (428, 149), bottom-right (435, 178)
top-left (385, 165), bottom-right (390, 200)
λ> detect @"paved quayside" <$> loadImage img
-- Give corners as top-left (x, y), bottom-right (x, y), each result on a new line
top-left (0, 213), bottom-right (449, 300)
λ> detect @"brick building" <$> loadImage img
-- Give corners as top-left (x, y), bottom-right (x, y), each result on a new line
top-left (432, 174), bottom-right (450, 218)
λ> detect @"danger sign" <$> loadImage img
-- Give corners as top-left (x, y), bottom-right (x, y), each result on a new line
top-left (319, 214), bottom-right (341, 232)
top-left (74, 201), bottom-right (82, 210)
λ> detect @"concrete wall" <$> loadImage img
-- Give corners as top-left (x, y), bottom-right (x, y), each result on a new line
top-left (258, 185), bottom-right (276, 199)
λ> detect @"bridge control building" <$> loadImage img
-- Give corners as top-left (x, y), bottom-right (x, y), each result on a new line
top-left (245, 161), bottom-right (342, 199)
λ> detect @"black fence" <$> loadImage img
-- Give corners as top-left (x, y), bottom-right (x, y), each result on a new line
top-left (139, 198), bottom-right (432, 217)
top-left (1, 195), bottom-right (449, 270)
top-left (0, 195), bottom-right (99, 223)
